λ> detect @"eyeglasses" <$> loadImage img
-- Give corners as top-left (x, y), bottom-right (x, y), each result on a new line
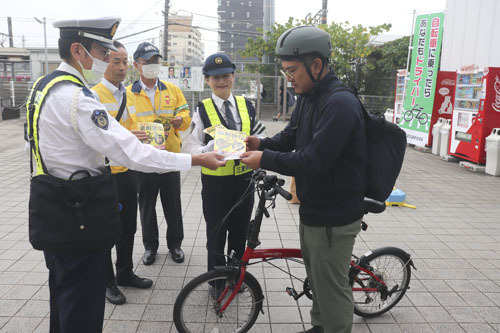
top-left (280, 64), bottom-right (302, 79)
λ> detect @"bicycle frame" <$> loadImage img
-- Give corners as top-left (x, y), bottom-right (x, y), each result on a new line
top-left (214, 172), bottom-right (387, 315)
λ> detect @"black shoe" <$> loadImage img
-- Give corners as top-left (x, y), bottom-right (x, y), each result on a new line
top-left (142, 249), bottom-right (156, 266)
top-left (116, 272), bottom-right (153, 289)
top-left (106, 283), bottom-right (126, 305)
top-left (300, 326), bottom-right (323, 333)
top-left (170, 248), bottom-right (185, 263)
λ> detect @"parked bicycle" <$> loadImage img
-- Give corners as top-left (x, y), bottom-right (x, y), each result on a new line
top-left (173, 170), bottom-right (416, 333)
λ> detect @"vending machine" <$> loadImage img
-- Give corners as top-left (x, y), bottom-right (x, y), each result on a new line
top-left (427, 71), bottom-right (456, 146)
top-left (449, 65), bottom-right (500, 163)
top-left (393, 69), bottom-right (407, 124)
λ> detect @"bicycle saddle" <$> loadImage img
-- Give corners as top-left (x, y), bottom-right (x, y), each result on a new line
top-left (364, 197), bottom-right (386, 214)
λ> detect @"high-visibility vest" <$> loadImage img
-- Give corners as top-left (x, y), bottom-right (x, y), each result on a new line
top-left (127, 79), bottom-right (190, 153)
top-left (201, 96), bottom-right (252, 176)
top-left (26, 71), bottom-right (85, 176)
top-left (92, 83), bottom-right (136, 174)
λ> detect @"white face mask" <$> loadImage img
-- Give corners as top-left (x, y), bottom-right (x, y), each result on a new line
top-left (141, 63), bottom-right (161, 79)
top-left (78, 45), bottom-right (108, 85)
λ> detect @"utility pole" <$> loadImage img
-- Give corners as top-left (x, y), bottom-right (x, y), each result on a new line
top-left (34, 17), bottom-right (48, 75)
top-left (262, 0), bottom-right (275, 65)
top-left (321, 0), bottom-right (328, 25)
top-left (7, 17), bottom-right (14, 47)
top-left (163, 0), bottom-right (170, 62)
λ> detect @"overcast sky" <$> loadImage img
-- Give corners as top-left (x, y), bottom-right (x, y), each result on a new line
top-left (2, 0), bottom-right (446, 58)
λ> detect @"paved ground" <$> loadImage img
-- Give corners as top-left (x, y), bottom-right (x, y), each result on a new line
top-left (1, 116), bottom-right (500, 332)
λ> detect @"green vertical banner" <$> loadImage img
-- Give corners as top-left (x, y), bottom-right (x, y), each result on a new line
top-left (401, 12), bottom-right (445, 146)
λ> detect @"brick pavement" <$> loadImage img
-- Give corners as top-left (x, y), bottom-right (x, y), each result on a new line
top-left (0, 117), bottom-right (500, 332)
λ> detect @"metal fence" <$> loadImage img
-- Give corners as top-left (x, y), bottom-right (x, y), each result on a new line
top-left (0, 74), bottom-right (395, 122)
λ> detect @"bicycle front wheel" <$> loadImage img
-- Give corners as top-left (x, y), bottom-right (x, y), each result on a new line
top-left (351, 247), bottom-right (412, 318)
top-left (173, 269), bottom-right (264, 333)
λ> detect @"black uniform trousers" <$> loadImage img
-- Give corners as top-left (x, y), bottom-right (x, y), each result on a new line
top-left (44, 249), bottom-right (109, 333)
top-left (106, 170), bottom-right (138, 284)
top-left (201, 172), bottom-right (254, 272)
top-left (131, 171), bottom-right (184, 251)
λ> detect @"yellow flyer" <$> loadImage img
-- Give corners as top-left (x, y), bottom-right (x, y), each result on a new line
top-left (214, 127), bottom-right (246, 160)
top-left (203, 124), bottom-right (225, 138)
top-left (138, 122), bottom-right (165, 150)
top-left (154, 115), bottom-right (175, 140)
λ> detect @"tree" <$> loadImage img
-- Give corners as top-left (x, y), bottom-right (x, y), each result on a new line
top-left (363, 36), bottom-right (410, 96)
top-left (240, 18), bottom-right (391, 91)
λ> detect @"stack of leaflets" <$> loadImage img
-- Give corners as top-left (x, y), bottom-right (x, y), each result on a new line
top-left (138, 122), bottom-right (165, 150)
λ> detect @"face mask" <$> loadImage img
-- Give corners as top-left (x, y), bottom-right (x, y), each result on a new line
top-left (77, 45), bottom-right (108, 85)
top-left (141, 63), bottom-right (161, 79)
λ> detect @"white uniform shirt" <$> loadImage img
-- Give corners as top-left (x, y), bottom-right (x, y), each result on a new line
top-left (139, 78), bottom-right (158, 109)
top-left (184, 93), bottom-right (240, 154)
top-left (36, 62), bottom-right (191, 179)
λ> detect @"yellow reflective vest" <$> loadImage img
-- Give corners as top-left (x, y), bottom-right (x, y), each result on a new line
top-left (201, 96), bottom-right (252, 176)
top-left (26, 72), bottom-right (85, 176)
top-left (127, 79), bottom-right (191, 153)
top-left (92, 82), bottom-right (136, 174)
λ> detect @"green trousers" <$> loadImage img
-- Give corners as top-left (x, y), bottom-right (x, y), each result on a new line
top-left (299, 219), bottom-right (361, 333)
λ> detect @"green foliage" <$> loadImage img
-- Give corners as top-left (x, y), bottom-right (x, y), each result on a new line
top-left (363, 36), bottom-right (410, 96)
top-left (240, 18), bottom-right (391, 91)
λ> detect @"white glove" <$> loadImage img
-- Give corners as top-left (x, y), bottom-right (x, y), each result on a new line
top-left (202, 140), bottom-right (215, 153)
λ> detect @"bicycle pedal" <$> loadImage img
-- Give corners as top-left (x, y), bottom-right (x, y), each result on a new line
top-left (286, 287), bottom-right (298, 297)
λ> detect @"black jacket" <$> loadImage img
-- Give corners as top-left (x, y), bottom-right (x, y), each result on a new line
top-left (260, 71), bottom-right (367, 227)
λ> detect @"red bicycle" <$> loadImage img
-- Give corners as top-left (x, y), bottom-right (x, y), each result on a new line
top-left (173, 170), bottom-right (415, 333)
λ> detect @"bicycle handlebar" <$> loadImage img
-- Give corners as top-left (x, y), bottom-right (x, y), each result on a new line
top-left (252, 169), bottom-right (293, 201)
top-left (275, 185), bottom-right (293, 201)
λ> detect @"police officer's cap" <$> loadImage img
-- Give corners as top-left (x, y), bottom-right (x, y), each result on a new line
top-left (133, 42), bottom-right (163, 61)
top-left (53, 17), bottom-right (121, 51)
top-left (203, 53), bottom-right (235, 76)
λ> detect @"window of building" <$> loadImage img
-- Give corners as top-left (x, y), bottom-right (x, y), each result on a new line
top-left (231, 22), bottom-right (235, 28)
top-left (231, 12), bottom-right (234, 17)
top-left (188, 34), bottom-right (191, 39)
top-left (246, 12), bottom-right (250, 18)
top-left (246, 23), bottom-right (250, 29)
top-left (226, 1), bottom-right (229, 5)
top-left (231, 42), bottom-right (234, 48)
top-left (249, 1), bottom-right (252, 6)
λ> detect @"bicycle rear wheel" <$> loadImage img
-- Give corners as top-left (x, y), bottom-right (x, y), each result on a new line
top-left (350, 247), bottom-right (412, 318)
top-left (173, 269), bottom-right (264, 333)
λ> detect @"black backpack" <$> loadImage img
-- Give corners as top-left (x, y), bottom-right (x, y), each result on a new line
top-left (310, 85), bottom-right (407, 202)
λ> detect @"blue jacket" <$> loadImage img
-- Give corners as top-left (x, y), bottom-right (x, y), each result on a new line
top-left (260, 71), bottom-right (367, 227)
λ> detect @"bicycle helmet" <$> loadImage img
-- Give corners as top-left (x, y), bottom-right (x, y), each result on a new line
top-left (276, 26), bottom-right (332, 58)
top-left (276, 26), bottom-right (332, 94)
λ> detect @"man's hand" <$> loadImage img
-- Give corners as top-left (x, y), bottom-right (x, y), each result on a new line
top-left (130, 130), bottom-right (148, 141)
top-left (245, 136), bottom-right (260, 151)
top-left (170, 116), bottom-right (183, 129)
top-left (240, 151), bottom-right (263, 170)
top-left (192, 151), bottom-right (226, 170)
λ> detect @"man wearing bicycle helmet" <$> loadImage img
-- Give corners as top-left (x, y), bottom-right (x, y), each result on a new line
top-left (242, 26), bottom-right (367, 333)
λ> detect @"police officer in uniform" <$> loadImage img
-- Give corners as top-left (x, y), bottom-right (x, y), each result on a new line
top-left (185, 53), bottom-right (257, 280)
top-left (128, 42), bottom-right (191, 266)
top-left (92, 40), bottom-right (153, 305)
top-left (27, 17), bottom-right (224, 332)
